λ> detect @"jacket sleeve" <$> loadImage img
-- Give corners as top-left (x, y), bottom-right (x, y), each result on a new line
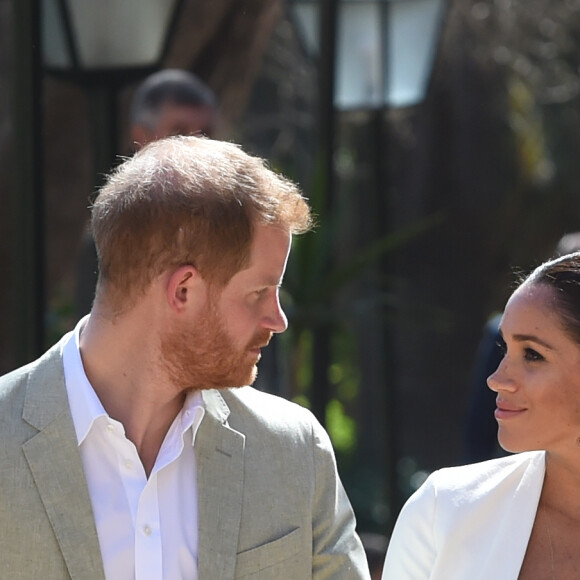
top-left (381, 475), bottom-right (437, 580)
top-left (310, 416), bottom-right (371, 580)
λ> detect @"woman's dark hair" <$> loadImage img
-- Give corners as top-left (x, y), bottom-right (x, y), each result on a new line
top-left (526, 251), bottom-right (580, 344)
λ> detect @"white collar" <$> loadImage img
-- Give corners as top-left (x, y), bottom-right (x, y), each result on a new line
top-left (62, 315), bottom-right (205, 447)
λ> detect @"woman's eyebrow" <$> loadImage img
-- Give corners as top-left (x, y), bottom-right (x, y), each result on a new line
top-left (511, 333), bottom-right (555, 350)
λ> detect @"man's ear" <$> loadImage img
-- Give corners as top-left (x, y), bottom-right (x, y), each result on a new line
top-left (166, 265), bottom-right (200, 313)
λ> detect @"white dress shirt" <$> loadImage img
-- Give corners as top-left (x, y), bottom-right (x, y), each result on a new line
top-left (62, 318), bottom-right (205, 580)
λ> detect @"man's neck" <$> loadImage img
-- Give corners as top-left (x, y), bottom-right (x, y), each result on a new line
top-left (79, 309), bottom-right (186, 477)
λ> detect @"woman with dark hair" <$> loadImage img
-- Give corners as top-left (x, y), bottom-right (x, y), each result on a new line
top-left (383, 251), bottom-right (580, 579)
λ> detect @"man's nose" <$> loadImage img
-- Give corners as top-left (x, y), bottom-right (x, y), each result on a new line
top-left (263, 297), bottom-right (288, 334)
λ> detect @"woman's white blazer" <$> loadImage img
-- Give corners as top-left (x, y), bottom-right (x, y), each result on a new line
top-left (382, 451), bottom-right (546, 580)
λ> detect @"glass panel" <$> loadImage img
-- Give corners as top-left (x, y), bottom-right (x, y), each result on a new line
top-left (291, 3), bottom-right (320, 56)
top-left (290, 0), bottom-right (445, 109)
top-left (66, 0), bottom-right (178, 68)
top-left (42, 0), bottom-right (72, 68)
top-left (336, 2), bottom-right (382, 109)
top-left (385, 0), bottom-right (446, 107)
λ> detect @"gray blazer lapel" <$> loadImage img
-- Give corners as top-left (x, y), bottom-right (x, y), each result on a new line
top-left (197, 389), bottom-right (245, 580)
top-left (22, 343), bottom-right (105, 580)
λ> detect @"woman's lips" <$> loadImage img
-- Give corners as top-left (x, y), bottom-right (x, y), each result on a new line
top-left (495, 401), bottom-right (526, 420)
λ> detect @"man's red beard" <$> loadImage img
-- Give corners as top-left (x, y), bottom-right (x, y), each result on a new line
top-left (160, 303), bottom-right (272, 392)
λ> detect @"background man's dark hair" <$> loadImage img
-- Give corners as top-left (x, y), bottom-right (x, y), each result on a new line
top-left (130, 69), bottom-right (217, 130)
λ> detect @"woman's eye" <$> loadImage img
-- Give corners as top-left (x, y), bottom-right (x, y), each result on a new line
top-left (524, 348), bottom-right (544, 362)
top-left (496, 336), bottom-right (507, 356)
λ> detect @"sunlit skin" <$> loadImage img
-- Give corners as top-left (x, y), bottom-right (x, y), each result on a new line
top-left (488, 281), bottom-right (580, 579)
top-left (160, 223), bottom-right (291, 391)
top-left (488, 282), bottom-right (580, 456)
top-left (210, 226), bottom-right (291, 356)
top-left (210, 224), bottom-right (290, 360)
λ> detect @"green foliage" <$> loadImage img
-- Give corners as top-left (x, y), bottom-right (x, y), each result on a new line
top-left (294, 329), bottom-right (313, 393)
top-left (325, 398), bottom-right (356, 454)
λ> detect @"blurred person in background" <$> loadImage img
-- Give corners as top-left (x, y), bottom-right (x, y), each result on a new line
top-left (129, 68), bottom-right (218, 147)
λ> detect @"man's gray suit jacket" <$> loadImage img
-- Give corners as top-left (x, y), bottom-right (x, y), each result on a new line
top-left (0, 337), bottom-right (370, 579)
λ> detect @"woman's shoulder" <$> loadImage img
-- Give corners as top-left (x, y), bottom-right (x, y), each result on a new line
top-left (423, 450), bottom-right (545, 500)
top-left (433, 450), bottom-right (544, 479)
top-left (386, 456), bottom-right (545, 579)
top-left (393, 451), bottom-right (545, 542)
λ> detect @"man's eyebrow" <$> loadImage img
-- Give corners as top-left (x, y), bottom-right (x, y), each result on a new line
top-left (262, 274), bottom-right (284, 286)
top-left (251, 280), bottom-right (281, 290)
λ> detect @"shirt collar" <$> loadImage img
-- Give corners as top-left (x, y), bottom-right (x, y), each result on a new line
top-left (179, 390), bottom-right (205, 447)
top-left (62, 315), bottom-right (206, 447)
top-left (62, 315), bottom-right (107, 445)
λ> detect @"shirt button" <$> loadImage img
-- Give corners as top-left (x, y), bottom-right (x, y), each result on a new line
top-left (143, 525), bottom-right (152, 536)
top-left (124, 460), bottom-right (133, 469)
top-left (106, 424), bottom-right (115, 432)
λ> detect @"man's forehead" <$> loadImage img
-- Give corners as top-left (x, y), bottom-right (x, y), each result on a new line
top-left (233, 227), bottom-right (291, 280)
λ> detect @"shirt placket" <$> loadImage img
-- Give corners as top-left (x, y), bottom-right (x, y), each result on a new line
top-left (134, 474), bottom-right (162, 580)
top-left (114, 436), bottom-right (163, 580)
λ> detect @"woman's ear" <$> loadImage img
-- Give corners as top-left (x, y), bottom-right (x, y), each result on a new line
top-left (166, 265), bottom-right (199, 312)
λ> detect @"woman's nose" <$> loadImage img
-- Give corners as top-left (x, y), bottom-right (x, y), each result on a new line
top-left (487, 358), bottom-right (516, 393)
